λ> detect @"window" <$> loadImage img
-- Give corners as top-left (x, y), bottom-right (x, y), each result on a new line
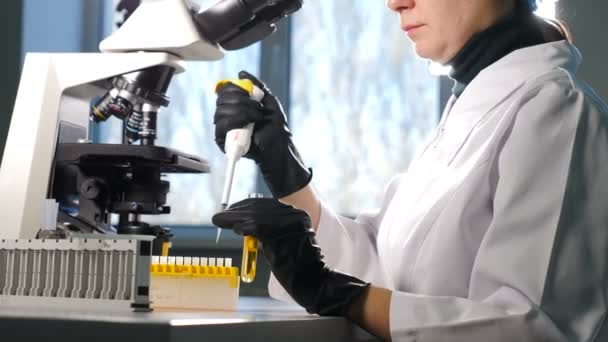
top-left (536, 0), bottom-right (558, 19)
top-left (152, 47), bottom-right (261, 225)
top-left (290, 2), bottom-right (440, 215)
top-left (289, 0), bottom-right (557, 216)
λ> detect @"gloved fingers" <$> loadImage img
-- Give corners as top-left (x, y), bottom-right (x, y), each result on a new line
top-left (238, 70), bottom-right (271, 94)
top-left (212, 210), bottom-right (251, 230)
top-left (231, 220), bottom-right (256, 236)
top-left (211, 216), bottom-right (260, 237)
top-left (259, 228), bottom-right (316, 246)
top-left (239, 202), bottom-right (312, 232)
top-left (116, 0), bottom-right (136, 11)
top-left (216, 83), bottom-right (263, 105)
top-left (226, 197), bottom-right (287, 210)
top-left (214, 112), bottom-right (259, 152)
top-left (214, 217), bottom-right (311, 243)
top-left (237, 71), bottom-right (284, 112)
top-left (216, 96), bottom-right (263, 110)
top-left (212, 210), bottom-right (271, 238)
top-left (212, 198), bottom-right (312, 237)
top-left (214, 105), bottom-right (264, 127)
top-left (216, 81), bottom-right (252, 96)
top-left (216, 82), bottom-right (270, 118)
top-left (234, 220), bottom-right (264, 237)
top-left (226, 199), bottom-right (310, 221)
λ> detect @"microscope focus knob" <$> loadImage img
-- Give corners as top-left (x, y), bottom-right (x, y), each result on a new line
top-left (80, 178), bottom-right (104, 200)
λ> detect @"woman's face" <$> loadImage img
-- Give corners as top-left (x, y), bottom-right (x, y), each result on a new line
top-left (387, 0), bottom-right (515, 64)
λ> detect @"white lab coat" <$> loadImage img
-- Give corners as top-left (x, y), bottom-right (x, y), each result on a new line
top-left (269, 40), bottom-right (608, 341)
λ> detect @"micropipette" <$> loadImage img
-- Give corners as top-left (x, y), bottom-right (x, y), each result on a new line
top-left (215, 79), bottom-right (264, 243)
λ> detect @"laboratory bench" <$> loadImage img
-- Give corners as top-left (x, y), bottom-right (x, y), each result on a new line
top-left (0, 296), bottom-right (379, 342)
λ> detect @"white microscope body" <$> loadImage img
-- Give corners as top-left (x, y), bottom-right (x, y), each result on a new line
top-left (0, 0), bottom-right (222, 240)
top-left (0, 0), bottom-right (301, 311)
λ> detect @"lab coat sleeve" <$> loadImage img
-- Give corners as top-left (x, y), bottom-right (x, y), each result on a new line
top-left (389, 77), bottom-right (608, 341)
top-left (268, 174), bottom-right (403, 301)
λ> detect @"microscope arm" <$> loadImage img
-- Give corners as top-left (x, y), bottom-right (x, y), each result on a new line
top-left (100, 0), bottom-right (303, 60)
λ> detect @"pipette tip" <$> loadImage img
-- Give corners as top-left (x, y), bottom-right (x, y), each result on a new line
top-left (215, 203), bottom-right (229, 244)
top-left (215, 228), bottom-right (222, 244)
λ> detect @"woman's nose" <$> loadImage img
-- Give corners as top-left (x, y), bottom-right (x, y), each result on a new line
top-left (386, 0), bottom-right (415, 12)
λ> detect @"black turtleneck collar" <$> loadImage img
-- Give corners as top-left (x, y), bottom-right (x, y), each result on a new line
top-left (448, 7), bottom-right (564, 98)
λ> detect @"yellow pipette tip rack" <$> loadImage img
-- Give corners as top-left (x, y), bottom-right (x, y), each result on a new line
top-left (149, 256), bottom-right (240, 311)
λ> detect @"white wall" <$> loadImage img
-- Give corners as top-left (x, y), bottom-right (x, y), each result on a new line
top-left (21, 0), bottom-right (109, 62)
top-left (559, 0), bottom-right (608, 100)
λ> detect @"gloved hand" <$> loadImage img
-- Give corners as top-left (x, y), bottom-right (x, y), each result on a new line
top-left (214, 71), bottom-right (312, 198)
top-left (212, 198), bottom-right (370, 316)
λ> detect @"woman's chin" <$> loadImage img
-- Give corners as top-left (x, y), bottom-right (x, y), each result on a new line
top-left (413, 44), bottom-right (434, 60)
top-left (413, 44), bottom-right (450, 64)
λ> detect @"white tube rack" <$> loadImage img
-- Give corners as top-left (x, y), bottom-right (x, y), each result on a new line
top-left (0, 237), bottom-right (153, 311)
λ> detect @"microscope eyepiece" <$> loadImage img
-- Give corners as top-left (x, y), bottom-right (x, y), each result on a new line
top-left (194, 0), bottom-right (303, 50)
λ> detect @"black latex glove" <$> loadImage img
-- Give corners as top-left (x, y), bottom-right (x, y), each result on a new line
top-left (212, 198), bottom-right (370, 316)
top-left (214, 71), bottom-right (312, 198)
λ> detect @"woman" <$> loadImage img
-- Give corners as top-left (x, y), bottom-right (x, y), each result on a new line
top-left (212, 0), bottom-right (608, 340)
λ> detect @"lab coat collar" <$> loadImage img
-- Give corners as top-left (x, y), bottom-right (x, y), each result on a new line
top-left (450, 40), bottom-right (582, 116)
top-left (430, 41), bottom-right (581, 168)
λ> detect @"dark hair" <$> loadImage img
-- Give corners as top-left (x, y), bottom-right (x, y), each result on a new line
top-left (543, 18), bottom-right (574, 43)
top-left (525, 0), bottom-right (538, 12)
top-left (519, 0), bottom-right (574, 43)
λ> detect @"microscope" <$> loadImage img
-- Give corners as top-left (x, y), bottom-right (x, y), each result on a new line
top-left (0, 0), bottom-right (302, 310)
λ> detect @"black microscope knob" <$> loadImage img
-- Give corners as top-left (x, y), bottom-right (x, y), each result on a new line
top-left (80, 178), bottom-right (102, 200)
